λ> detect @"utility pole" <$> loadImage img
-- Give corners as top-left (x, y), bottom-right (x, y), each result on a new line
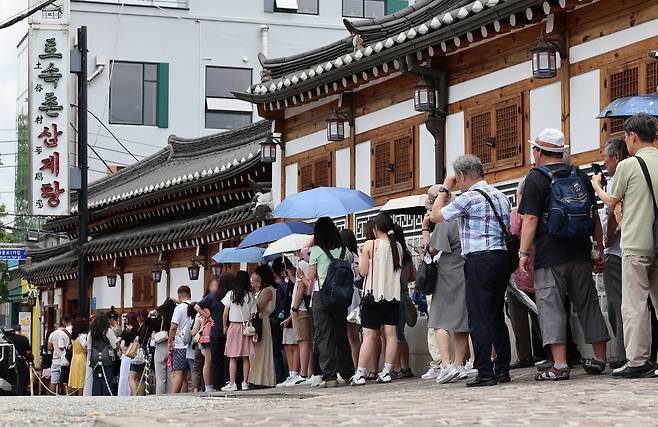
top-left (76, 26), bottom-right (89, 318)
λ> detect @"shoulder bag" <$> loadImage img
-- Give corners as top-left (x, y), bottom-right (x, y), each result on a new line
top-left (636, 156), bottom-right (658, 257)
top-left (125, 336), bottom-right (139, 359)
top-left (415, 246), bottom-right (437, 296)
top-left (153, 318), bottom-right (168, 344)
top-left (473, 188), bottom-right (520, 268)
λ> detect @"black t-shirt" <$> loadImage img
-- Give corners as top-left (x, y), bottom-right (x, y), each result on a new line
top-left (10, 334), bottom-right (32, 361)
top-left (198, 293), bottom-right (225, 338)
top-left (518, 163), bottom-right (595, 269)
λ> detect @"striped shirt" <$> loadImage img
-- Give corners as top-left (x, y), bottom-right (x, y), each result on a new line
top-left (440, 180), bottom-right (511, 256)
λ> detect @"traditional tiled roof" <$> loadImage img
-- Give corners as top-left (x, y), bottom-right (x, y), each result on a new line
top-left (21, 250), bottom-right (78, 285)
top-left (74, 120), bottom-right (271, 212)
top-left (234, 0), bottom-right (568, 107)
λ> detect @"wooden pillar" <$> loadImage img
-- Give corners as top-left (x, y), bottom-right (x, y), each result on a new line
top-left (558, 13), bottom-right (571, 151)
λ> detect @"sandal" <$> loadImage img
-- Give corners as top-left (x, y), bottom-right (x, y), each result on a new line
top-left (535, 367), bottom-right (570, 381)
top-left (582, 358), bottom-right (606, 375)
top-left (365, 371), bottom-right (378, 381)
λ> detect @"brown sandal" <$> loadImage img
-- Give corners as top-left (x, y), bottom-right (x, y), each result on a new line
top-left (365, 371), bottom-right (378, 381)
top-left (535, 367), bottom-right (570, 381)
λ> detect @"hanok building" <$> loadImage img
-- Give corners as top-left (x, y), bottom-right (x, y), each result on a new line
top-left (234, 0), bottom-right (658, 240)
top-left (21, 121), bottom-right (272, 331)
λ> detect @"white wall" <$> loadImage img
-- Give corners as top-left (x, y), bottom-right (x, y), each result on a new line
top-left (169, 267), bottom-right (204, 301)
top-left (530, 82), bottom-right (562, 163)
top-left (419, 124), bottom-right (435, 187)
top-left (355, 141), bottom-right (371, 196)
top-left (335, 147), bottom-right (351, 188)
top-left (92, 275), bottom-right (121, 309)
top-left (355, 99), bottom-right (416, 134)
top-left (285, 163), bottom-right (298, 197)
top-left (273, 146), bottom-right (283, 205)
top-left (123, 272), bottom-right (133, 309)
top-left (157, 270), bottom-right (168, 305)
top-left (445, 112), bottom-right (465, 175)
top-left (570, 70), bottom-right (601, 155)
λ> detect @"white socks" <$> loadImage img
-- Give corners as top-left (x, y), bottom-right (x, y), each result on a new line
top-left (205, 385), bottom-right (214, 392)
top-left (355, 367), bottom-right (366, 378)
top-left (382, 363), bottom-right (394, 375)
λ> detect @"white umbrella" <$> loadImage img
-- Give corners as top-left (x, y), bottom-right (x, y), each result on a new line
top-left (263, 234), bottom-right (313, 257)
top-left (380, 194), bottom-right (428, 215)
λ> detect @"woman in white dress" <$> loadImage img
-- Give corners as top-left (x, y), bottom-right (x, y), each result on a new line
top-left (118, 313), bottom-right (139, 396)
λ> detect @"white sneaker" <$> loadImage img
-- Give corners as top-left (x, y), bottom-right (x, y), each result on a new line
top-left (421, 367), bottom-right (440, 380)
top-left (654, 369), bottom-right (658, 377)
top-left (376, 371), bottom-right (392, 383)
top-left (436, 364), bottom-right (460, 384)
top-left (241, 382), bottom-right (250, 391)
top-left (350, 374), bottom-right (366, 386)
top-left (337, 373), bottom-right (347, 385)
top-left (458, 363), bottom-right (478, 380)
top-left (289, 375), bottom-right (307, 386)
top-left (305, 375), bottom-right (322, 387)
top-left (221, 383), bottom-right (238, 392)
top-left (276, 376), bottom-right (293, 388)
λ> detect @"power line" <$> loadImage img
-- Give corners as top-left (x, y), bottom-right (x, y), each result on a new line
top-left (0, 0), bottom-right (57, 30)
top-left (87, 110), bottom-right (139, 162)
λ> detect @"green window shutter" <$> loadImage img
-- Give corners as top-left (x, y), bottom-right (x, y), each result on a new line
top-left (157, 63), bottom-right (169, 128)
top-left (386, 0), bottom-right (408, 14)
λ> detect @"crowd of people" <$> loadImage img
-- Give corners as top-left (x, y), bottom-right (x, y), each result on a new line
top-left (34, 112), bottom-right (658, 395)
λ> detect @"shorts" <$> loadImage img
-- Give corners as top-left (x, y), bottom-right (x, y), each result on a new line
top-left (60, 365), bottom-right (70, 384)
top-left (50, 364), bottom-right (61, 384)
top-left (292, 311), bottom-right (312, 342)
top-left (361, 299), bottom-right (400, 330)
top-left (282, 328), bottom-right (296, 345)
top-left (129, 363), bottom-right (145, 373)
top-left (172, 348), bottom-right (190, 371)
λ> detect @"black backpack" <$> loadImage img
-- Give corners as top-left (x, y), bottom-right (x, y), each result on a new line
top-left (319, 247), bottom-right (354, 307)
top-left (62, 329), bottom-right (73, 363)
top-left (89, 335), bottom-right (116, 367)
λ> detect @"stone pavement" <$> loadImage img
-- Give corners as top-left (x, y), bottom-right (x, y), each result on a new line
top-left (3, 368), bottom-right (658, 426)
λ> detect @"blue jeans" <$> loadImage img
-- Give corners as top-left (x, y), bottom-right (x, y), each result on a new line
top-left (92, 365), bottom-right (114, 396)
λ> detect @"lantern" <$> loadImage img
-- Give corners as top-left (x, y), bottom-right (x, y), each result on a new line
top-left (188, 262), bottom-right (201, 281)
top-left (211, 262), bottom-right (222, 278)
top-left (151, 265), bottom-right (163, 283)
top-left (531, 35), bottom-right (558, 79)
top-left (326, 110), bottom-right (345, 141)
top-left (260, 133), bottom-right (278, 163)
top-left (27, 291), bottom-right (37, 307)
top-left (414, 78), bottom-right (436, 112)
top-left (107, 273), bottom-right (118, 288)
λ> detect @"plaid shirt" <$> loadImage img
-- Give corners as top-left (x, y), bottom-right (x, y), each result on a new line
top-left (441, 180), bottom-right (511, 255)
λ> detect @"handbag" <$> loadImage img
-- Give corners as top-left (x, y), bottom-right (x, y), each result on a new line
top-left (153, 318), bottom-right (168, 344)
top-left (125, 337), bottom-right (139, 359)
top-left (636, 156), bottom-right (658, 257)
top-left (240, 294), bottom-right (256, 337)
top-left (474, 189), bottom-right (520, 269)
top-left (403, 295), bottom-right (417, 328)
top-left (415, 250), bottom-right (437, 296)
top-left (131, 347), bottom-right (146, 366)
top-left (359, 240), bottom-right (377, 309)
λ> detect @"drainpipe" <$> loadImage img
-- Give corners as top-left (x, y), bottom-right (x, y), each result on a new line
top-left (424, 71), bottom-right (449, 183)
top-left (87, 55), bottom-right (107, 83)
top-left (260, 25), bottom-right (269, 57)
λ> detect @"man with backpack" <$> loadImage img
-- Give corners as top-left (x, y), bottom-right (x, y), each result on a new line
top-left (48, 314), bottom-right (72, 395)
top-left (593, 113), bottom-right (658, 378)
top-left (519, 128), bottom-right (609, 381)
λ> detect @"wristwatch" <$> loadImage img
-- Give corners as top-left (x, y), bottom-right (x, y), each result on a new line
top-left (518, 250), bottom-right (531, 257)
top-left (438, 186), bottom-right (450, 195)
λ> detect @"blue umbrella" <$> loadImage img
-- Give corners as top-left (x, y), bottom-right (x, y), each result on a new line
top-left (597, 93), bottom-right (658, 118)
top-left (237, 220), bottom-right (314, 249)
top-left (273, 187), bottom-right (375, 219)
top-left (212, 247), bottom-right (267, 264)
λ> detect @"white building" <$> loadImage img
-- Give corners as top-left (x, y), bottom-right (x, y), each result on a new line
top-left (17, 0), bottom-right (413, 183)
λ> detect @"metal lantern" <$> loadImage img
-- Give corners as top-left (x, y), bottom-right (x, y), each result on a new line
top-left (531, 35), bottom-right (558, 79)
top-left (326, 110), bottom-right (345, 141)
top-left (151, 265), bottom-right (163, 283)
top-left (188, 262), bottom-right (201, 281)
top-left (260, 134), bottom-right (278, 163)
top-left (211, 262), bottom-right (222, 278)
top-left (27, 292), bottom-right (37, 307)
top-left (107, 273), bottom-right (118, 288)
top-left (414, 78), bottom-right (436, 112)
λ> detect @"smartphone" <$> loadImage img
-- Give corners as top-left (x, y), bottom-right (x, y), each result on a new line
top-left (591, 163), bottom-right (607, 187)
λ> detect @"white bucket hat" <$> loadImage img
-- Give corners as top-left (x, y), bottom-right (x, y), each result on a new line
top-left (528, 128), bottom-right (569, 153)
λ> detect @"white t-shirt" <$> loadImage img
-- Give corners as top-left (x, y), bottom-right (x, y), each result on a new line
top-left (49, 326), bottom-right (71, 366)
top-left (171, 301), bottom-right (191, 349)
top-left (294, 260), bottom-right (311, 311)
top-left (221, 290), bottom-right (257, 323)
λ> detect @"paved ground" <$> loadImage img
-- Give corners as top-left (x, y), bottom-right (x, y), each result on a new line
top-left (3, 368), bottom-right (658, 426)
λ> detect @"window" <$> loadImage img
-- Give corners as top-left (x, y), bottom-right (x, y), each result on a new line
top-left (110, 61), bottom-right (168, 127)
top-left (343, 0), bottom-right (407, 18)
top-left (371, 127), bottom-right (414, 196)
top-left (604, 58), bottom-right (658, 137)
top-left (298, 155), bottom-right (332, 191)
top-left (465, 96), bottom-right (523, 173)
top-left (205, 67), bottom-right (253, 130)
top-left (273, 0), bottom-right (319, 15)
top-left (132, 275), bottom-right (155, 308)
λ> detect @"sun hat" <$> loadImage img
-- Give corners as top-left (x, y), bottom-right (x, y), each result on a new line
top-left (528, 128), bottom-right (569, 153)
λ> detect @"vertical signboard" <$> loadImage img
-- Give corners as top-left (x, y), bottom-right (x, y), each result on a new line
top-left (28, 0), bottom-right (70, 216)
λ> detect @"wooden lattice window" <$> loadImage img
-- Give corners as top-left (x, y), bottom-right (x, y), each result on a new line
top-left (466, 95), bottom-right (523, 172)
top-left (371, 127), bottom-right (414, 196)
top-left (298, 155), bottom-right (332, 191)
top-left (647, 61), bottom-right (658, 95)
top-left (133, 275), bottom-right (155, 308)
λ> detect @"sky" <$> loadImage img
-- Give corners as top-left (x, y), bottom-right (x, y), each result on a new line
top-left (0, 1), bottom-right (28, 222)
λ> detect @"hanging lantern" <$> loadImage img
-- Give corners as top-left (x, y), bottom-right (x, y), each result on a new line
top-left (107, 273), bottom-right (118, 288)
top-left (211, 262), bottom-right (222, 278)
top-left (151, 265), bottom-right (163, 283)
top-left (326, 110), bottom-right (345, 141)
top-left (414, 78), bottom-right (436, 112)
top-left (188, 262), bottom-right (201, 281)
top-left (260, 133), bottom-right (278, 163)
top-left (531, 35), bottom-right (558, 79)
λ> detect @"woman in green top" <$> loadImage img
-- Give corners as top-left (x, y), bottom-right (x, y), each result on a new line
top-left (305, 217), bottom-right (354, 388)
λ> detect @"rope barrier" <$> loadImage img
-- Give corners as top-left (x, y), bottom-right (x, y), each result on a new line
top-left (29, 362), bottom-right (101, 396)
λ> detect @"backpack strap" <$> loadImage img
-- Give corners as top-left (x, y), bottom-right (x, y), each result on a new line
top-left (473, 189), bottom-right (508, 238)
top-left (636, 156), bottom-right (658, 217)
top-left (339, 246), bottom-right (346, 261)
top-left (322, 247), bottom-right (335, 261)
